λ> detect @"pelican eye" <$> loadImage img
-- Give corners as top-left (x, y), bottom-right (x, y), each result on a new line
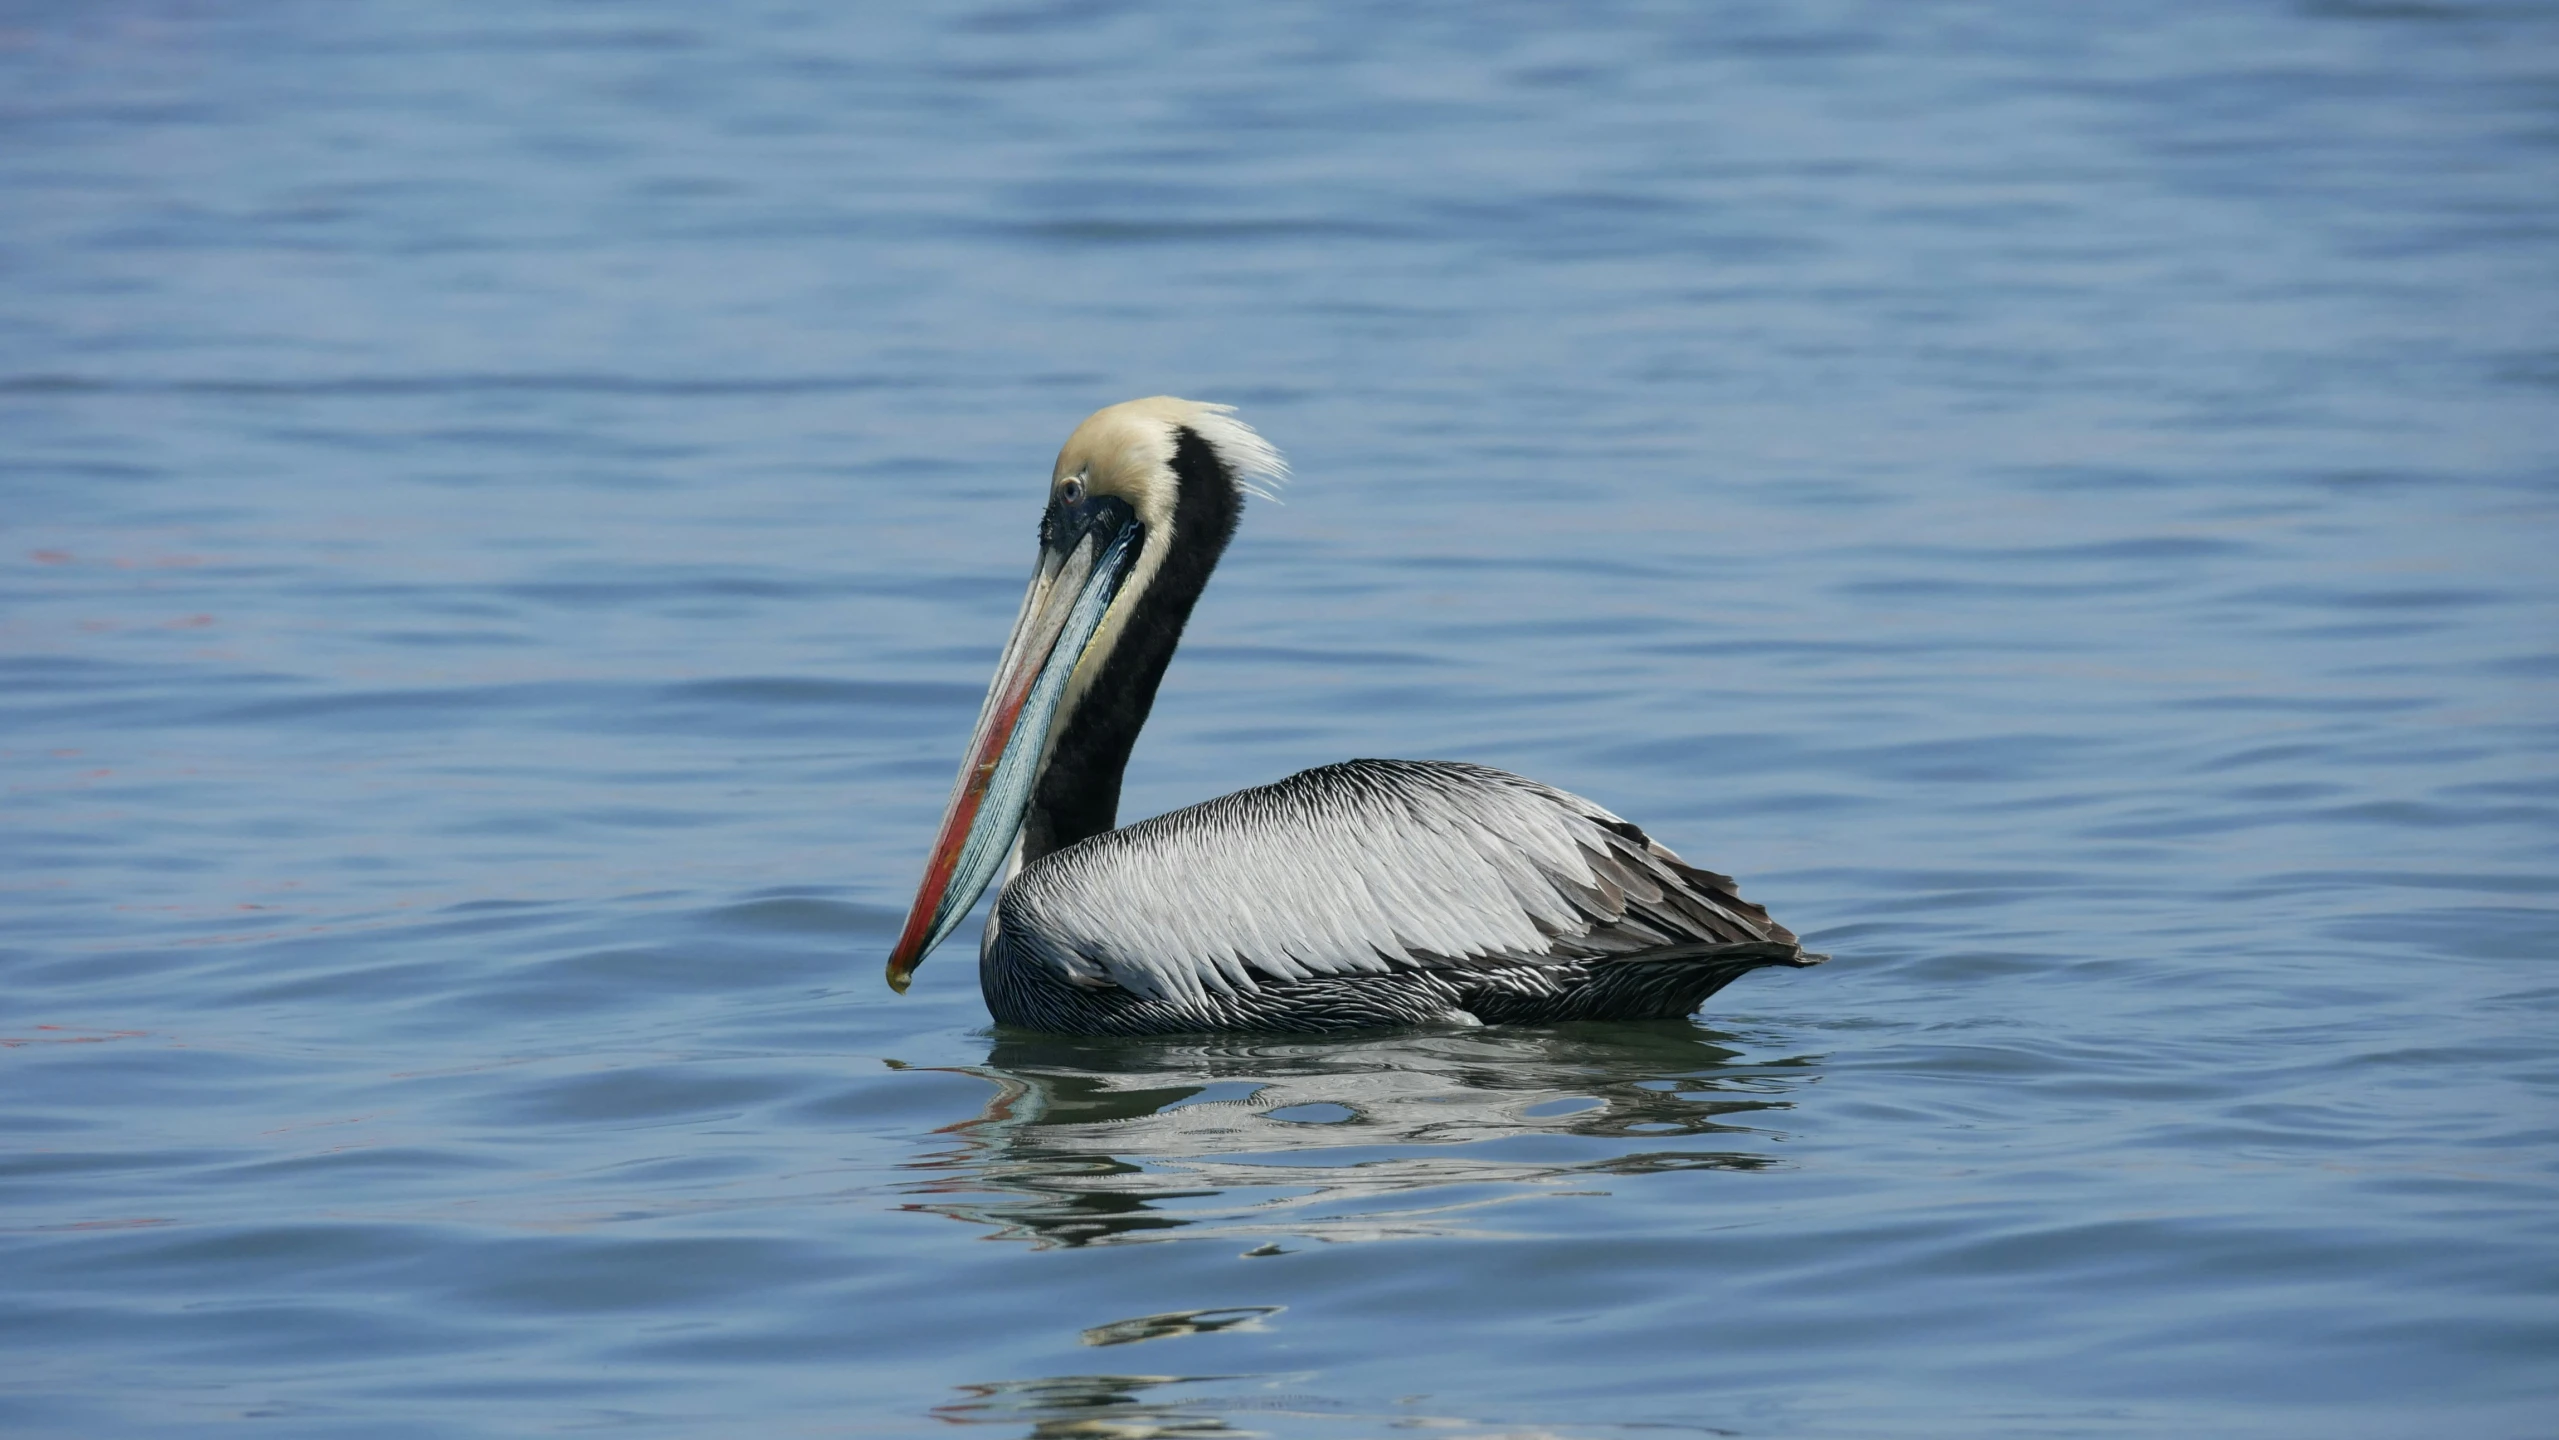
top-left (1059, 476), bottom-right (1086, 506)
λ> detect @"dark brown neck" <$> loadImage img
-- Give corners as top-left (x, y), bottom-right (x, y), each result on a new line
top-left (1018, 426), bottom-right (1241, 864)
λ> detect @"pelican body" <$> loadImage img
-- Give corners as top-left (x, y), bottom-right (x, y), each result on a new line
top-left (886, 398), bottom-right (1820, 1035)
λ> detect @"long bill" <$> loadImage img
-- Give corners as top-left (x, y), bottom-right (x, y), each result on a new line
top-left (884, 522), bottom-right (1141, 992)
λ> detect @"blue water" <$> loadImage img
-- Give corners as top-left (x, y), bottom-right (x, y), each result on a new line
top-left (5, 2), bottom-right (2557, 1435)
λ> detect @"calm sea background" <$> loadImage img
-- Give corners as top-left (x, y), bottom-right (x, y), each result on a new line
top-left (5, 3), bottom-right (2556, 1436)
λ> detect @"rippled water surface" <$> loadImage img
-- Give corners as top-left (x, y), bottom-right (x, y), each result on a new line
top-left (6, 2), bottom-right (2557, 1436)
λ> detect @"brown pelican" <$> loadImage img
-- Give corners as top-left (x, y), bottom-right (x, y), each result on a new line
top-left (885, 398), bottom-right (1822, 1034)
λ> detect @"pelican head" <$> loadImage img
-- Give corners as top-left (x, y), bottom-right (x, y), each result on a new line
top-left (885, 398), bottom-right (1286, 992)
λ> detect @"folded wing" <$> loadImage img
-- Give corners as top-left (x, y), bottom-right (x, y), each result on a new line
top-left (995, 759), bottom-right (1806, 1008)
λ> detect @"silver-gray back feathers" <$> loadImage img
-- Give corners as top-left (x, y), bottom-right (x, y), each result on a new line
top-left (984, 760), bottom-right (1813, 1031)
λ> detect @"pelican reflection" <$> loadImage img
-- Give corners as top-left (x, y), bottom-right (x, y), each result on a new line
top-left (896, 1021), bottom-right (1820, 1249)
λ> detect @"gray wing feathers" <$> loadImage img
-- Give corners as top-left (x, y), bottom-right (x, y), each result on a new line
top-left (997, 760), bottom-right (1798, 1005)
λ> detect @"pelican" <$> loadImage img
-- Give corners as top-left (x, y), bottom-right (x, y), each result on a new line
top-left (885, 398), bottom-right (1822, 1034)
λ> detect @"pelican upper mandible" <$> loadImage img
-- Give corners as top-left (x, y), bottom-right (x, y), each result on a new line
top-left (884, 397), bottom-right (1822, 1034)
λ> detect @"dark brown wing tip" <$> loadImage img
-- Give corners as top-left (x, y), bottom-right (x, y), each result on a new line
top-left (1706, 937), bottom-right (1828, 969)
